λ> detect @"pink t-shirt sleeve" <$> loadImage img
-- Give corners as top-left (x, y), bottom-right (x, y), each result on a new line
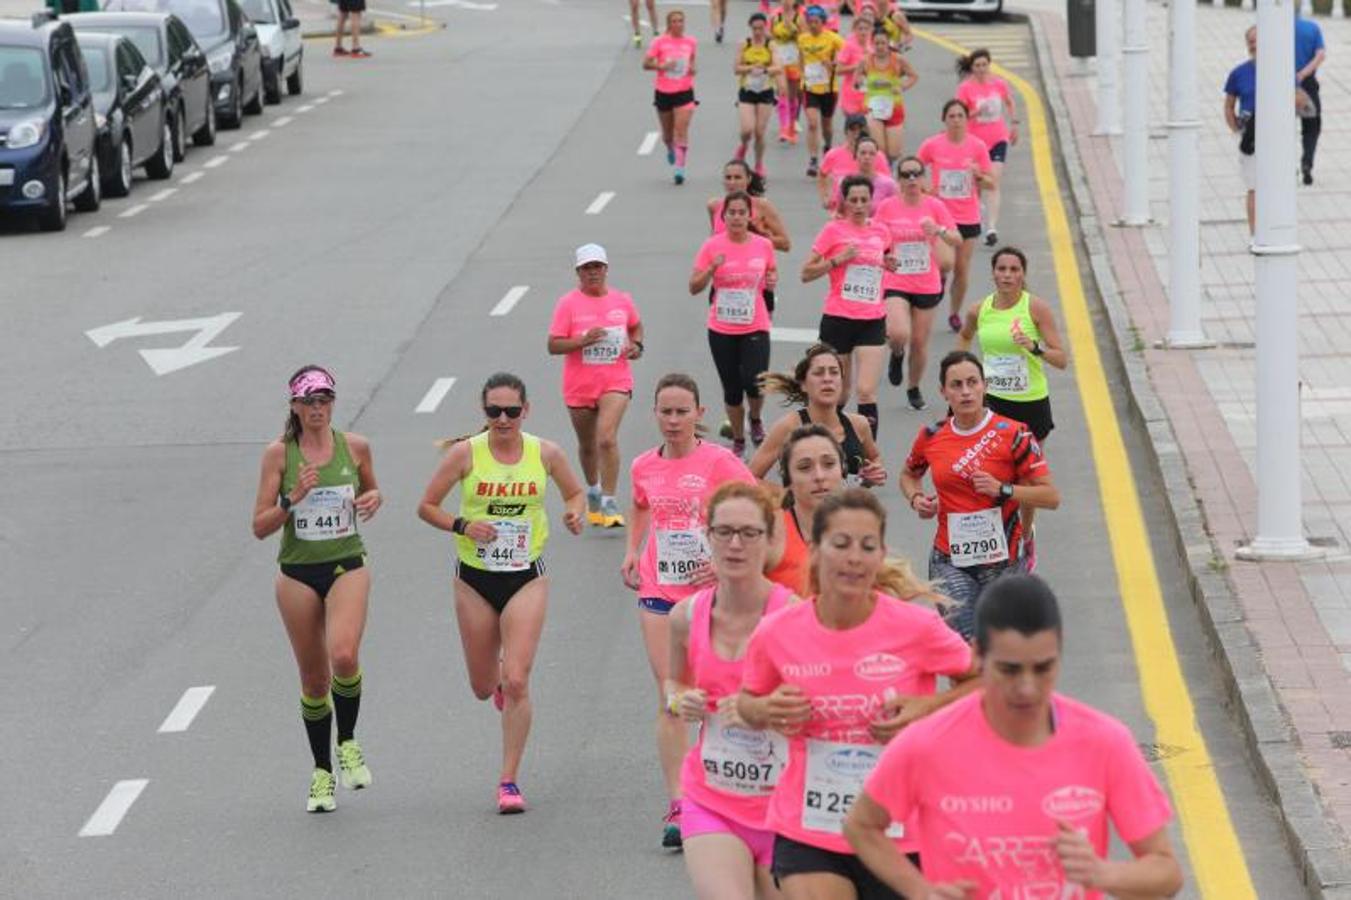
top-left (548, 295), bottom-right (573, 338)
top-left (913, 607), bottom-right (973, 675)
top-left (1104, 722), bottom-right (1174, 843)
top-left (623, 292), bottom-right (641, 327)
top-left (864, 729), bottom-right (920, 824)
top-left (694, 237), bottom-right (715, 272)
top-left (718, 453), bottom-right (757, 488)
top-left (630, 457), bottom-right (649, 509)
top-left (811, 221), bottom-right (837, 258)
top-left (931, 197), bottom-right (957, 231)
top-left (915, 138), bottom-right (934, 167)
top-left (975, 138), bottom-right (993, 173)
top-left (740, 621), bottom-right (782, 695)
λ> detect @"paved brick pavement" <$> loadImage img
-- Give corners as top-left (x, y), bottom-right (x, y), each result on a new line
top-left (1031, 1), bottom-right (1351, 894)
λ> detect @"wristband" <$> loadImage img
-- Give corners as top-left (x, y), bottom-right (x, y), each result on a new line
top-left (279, 495), bottom-right (293, 514)
top-left (452, 517), bottom-right (468, 535)
top-left (666, 692), bottom-right (682, 716)
top-left (1030, 340), bottom-right (1045, 357)
top-left (634, 340), bottom-right (645, 354)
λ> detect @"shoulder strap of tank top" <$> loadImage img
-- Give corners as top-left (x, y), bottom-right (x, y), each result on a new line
top-left (838, 410), bottom-right (861, 448)
top-left (797, 408), bottom-right (811, 425)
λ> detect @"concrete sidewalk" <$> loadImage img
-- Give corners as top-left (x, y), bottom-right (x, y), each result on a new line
top-left (1029, 1), bottom-right (1351, 895)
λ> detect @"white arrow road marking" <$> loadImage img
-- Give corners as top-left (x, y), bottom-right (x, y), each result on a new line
top-left (491, 286), bottom-right (529, 317)
top-left (80, 780), bottom-right (148, 837)
top-left (85, 312), bottom-right (242, 376)
top-left (770, 327), bottom-right (820, 343)
top-left (158, 686), bottom-right (216, 733)
top-left (415, 377), bottom-right (457, 414)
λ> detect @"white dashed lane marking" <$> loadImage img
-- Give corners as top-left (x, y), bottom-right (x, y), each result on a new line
top-left (79, 780), bottom-right (149, 837)
top-left (415, 377), bottom-right (457, 414)
top-left (491, 286), bottom-right (529, 317)
top-left (585, 191), bottom-right (615, 215)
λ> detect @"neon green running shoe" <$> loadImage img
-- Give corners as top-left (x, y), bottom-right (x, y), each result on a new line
top-left (307, 768), bottom-right (336, 813)
top-left (337, 740), bottom-right (372, 790)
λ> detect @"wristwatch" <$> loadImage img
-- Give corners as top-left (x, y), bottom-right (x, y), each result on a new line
top-left (1030, 340), bottom-right (1045, 357)
top-left (279, 495), bottom-right (293, 513)
top-left (452, 517), bottom-right (468, 535)
top-left (999, 483), bottom-right (1015, 500)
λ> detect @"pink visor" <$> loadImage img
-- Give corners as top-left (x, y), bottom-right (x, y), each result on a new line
top-left (289, 368), bottom-right (335, 399)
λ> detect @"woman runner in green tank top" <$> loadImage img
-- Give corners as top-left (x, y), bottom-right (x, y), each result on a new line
top-left (957, 248), bottom-right (1068, 571)
top-left (252, 365), bottom-right (383, 814)
top-left (417, 372), bottom-right (586, 815)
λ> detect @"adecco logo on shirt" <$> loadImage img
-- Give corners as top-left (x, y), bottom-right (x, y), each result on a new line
top-left (677, 473), bottom-right (708, 493)
top-left (853, 652), bottom-right (908, 682)
top-left (826, 746), bottom-right (880, 778)
top-left (1041, 785), bottom-right (1104, 821)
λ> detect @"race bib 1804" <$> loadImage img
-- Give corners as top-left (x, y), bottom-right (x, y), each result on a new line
top-left (656, 528), bottom-right (710, 585)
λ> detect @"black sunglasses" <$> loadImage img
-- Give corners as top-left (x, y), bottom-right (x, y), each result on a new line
top-left (484, 405), bottom-right (524, 420)
top-left (295, 393), bottom-right (334, 406)
top-left (898, 169), bottom-right (924, 179)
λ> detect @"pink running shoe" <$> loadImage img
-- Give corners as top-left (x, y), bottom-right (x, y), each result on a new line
top-left (498, 782), bottom-right (526, 814)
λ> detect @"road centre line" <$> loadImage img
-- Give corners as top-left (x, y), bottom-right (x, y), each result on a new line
top-left (79, 779), bottom-right (148, 837)
top-left (585, 191), bottom-right (615, 215)
top-left (913, 26), bottom-right (1256, 897)
top-left (148, 188), bottom-right (176, 202)
top-left (490, 285), bottom-right (529, 317)
top-left (180, 171), bottom-right (204, 184)
top-left (770, 326), bottom-right (819, 343)
top-left (83, 225), bottom-right (110, 238)
top-left (415, 377), bottom-right (457, 414)
top-left (273, 115), bottom-right (293, 127)
top-left (157, 686), bottom-right (215, 733)
top-left (637, 131), bottom-right (659, 156)
top-left (248, 129), bottom-right (270, 141)
top-left (204, 156), bottom-right (229, 168)
top-left (117, 204), bottom-right (148, 219)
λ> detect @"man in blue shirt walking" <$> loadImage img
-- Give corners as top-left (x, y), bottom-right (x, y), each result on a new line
top-left (1224, 26), bottom-right (1258, 232)
top-left (1295, 8), bottom-right (1326, 184)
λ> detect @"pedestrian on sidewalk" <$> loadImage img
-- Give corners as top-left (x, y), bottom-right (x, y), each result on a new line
top-left (1223, 26), bottom-right (1257, 233)
top-left (1295, 6), bottom-right (1325, 185)
top-left (333, 0), bottom-right (369, 58)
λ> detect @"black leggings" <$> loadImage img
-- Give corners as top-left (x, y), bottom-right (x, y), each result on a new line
top-left (708, 329), bottom-right (771, 407)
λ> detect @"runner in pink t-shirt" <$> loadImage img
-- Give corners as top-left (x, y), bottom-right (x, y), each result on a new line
top-left (668, 483), bottom-right (799, 898)
top-left (803, 174), bottom-right (896, 439)
top-left (547, 243), bottom-right (644, 529)
top-left (874, 155), bottom-right (961, 410)
top-left (916, 99), bottom-right (995, 333)
top-left (956, 49), bottom-right (1018, 247)
top-left (816, 113), bottom-right (868, 210)
top-left (691, 192), bottom-right (778, 458)
top-left (623, 374), bottom-right (756, 850)
top-left (707, 159), bottom-right (791, 252)
top-left (644, 11), bottom-right (699, 185)
top-left (835, 19), bottom-right (870, 118)
top-left (845, 574), bottom-right (1184, 900)
top-left (737, 488), bottom-right (975, 896)
top-left (827, 135), bottom-right (897, 215)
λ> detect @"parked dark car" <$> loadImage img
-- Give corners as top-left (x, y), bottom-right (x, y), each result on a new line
top-left (0, 13), bottom-right (101, 231)
top-left (66, 11), bottom-right (214, 159)
top-left (102, 0), bottom-right (261, 129)
top-left (75, 31), bottom-right (173, 196)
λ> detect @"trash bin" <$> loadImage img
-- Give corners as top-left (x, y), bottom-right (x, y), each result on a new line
top-left (1068, 0), bottom-right (1095, 57)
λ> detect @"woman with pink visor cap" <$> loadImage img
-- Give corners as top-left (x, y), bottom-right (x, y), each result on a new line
top-left (738, 488), bottom-right (976, 899)
top-left (548, 243), bottom-right (644, 529)
top-left (668, 482), bottom-right (798, 899)
top-left (252, 365), bottom-right (383, 814)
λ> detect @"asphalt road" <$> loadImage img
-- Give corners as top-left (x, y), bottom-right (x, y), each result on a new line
top-left (0, 2), bottom-right (1307, 897)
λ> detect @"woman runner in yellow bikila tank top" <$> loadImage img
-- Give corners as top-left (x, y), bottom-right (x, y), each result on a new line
top-left (252, 365), bottom-right (383, 814)
top-left (958, 247), bottom-right (1068, 570)
top-left (417, 372), bottom-right (586, 815)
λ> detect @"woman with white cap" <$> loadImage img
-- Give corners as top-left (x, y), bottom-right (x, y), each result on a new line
top-left (251, 365), bottom-right (383, 814)
top-left (548, 243), bottom-right (645, 528)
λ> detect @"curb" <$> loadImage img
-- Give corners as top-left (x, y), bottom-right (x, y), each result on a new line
top-left (1024, 12), bottom-right (1351, 898)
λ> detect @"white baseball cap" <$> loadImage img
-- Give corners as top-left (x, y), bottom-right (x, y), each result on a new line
top-left (575, 243), bottom-right (608, 268)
